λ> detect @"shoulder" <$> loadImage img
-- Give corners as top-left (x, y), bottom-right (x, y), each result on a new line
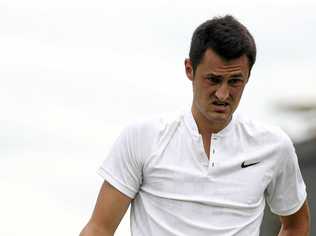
top-left (124, 111), bottom-right (183, 138)
top-left (233, 114), bottom-right (293, 149)
top-left (119, 111), bottom-right (183, 155)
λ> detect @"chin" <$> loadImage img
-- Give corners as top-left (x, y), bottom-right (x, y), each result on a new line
top-left (206, 112), bottom-right (231, 124)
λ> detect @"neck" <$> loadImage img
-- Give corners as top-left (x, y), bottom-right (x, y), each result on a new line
top-left (191, 106), bottom-right (231, 136)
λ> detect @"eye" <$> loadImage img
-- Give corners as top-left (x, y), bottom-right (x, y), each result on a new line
top-left (228, 78), bottom-right (243, 87)
top-left (206, 76), bottom-right (221, 84)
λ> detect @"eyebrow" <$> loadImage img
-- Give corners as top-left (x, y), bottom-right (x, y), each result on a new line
top-left (205, 73), bottom-right (245, 79)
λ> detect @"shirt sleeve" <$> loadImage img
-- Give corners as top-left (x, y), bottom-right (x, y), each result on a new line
top-left (265, 134), bottom-right (307, 216)
top-left (97, 124), bottom-right (144, 199)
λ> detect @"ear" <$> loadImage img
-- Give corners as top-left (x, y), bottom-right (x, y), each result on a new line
top-left (184, 58), bottom-right (194, 81)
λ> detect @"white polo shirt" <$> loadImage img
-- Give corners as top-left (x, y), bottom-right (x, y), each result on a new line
top-left (98, 111), bottom-right (306, 236)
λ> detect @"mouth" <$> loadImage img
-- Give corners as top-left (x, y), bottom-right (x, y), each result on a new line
top-left (212, 101), bottom-right (229, 106)
top-left (212, 101), bottom-right (229, 113)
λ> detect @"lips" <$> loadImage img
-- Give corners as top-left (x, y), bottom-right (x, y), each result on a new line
top-left (213, 101), bottom-right (229, 106)
top-left (212, 101), bottom-right (229, 113)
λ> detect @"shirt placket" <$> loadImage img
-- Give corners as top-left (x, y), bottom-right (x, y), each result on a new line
top-left (208, 135), bottom-right (218, 171)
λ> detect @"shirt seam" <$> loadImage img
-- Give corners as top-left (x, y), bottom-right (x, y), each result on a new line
top-left (97, 167), bottom-right (136, 199)
top-left (270, 191), bottom-right (307, 216)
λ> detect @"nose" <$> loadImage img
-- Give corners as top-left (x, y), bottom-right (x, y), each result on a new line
top-left (215, 83), bottom-right (230, 101)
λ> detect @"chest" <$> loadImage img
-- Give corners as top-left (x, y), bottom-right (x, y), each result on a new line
top-left (141, 131), bottom-right (278, 206)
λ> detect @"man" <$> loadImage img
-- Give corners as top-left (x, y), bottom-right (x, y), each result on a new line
top-left (80, 15), bottom-right (310, 236)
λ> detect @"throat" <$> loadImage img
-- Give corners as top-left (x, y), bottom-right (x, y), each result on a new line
top-left (202, 137), bottom-right (211, 159)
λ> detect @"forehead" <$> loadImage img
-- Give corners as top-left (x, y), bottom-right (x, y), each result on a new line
top-left (198, 48), bottom-right (250, 78)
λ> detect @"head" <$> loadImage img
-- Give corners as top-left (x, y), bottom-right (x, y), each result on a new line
top-left (185, 15), bottom-right (257, 132)
top-left (189, 15), bottom-right (256, 76)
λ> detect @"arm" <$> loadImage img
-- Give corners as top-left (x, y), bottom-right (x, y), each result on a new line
top-left (80, 181), bottom-right (132, 236)
top-left (277, 200), bottom-right (310, 236)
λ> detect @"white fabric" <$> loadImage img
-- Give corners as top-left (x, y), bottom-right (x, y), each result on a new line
top-left (98, 111), bottom-right (306, 236)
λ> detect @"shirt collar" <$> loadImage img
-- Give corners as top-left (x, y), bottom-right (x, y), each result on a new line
top-left (183, 110), bottom-right (235, 138)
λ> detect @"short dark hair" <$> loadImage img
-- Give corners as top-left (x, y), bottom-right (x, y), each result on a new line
top-left (189, 15), bottom-right (256, 75)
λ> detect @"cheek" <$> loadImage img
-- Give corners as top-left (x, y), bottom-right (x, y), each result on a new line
top-left (194, 81), bottom-right (210, 97)
top-left (232, 86), bottom-right (245, 96)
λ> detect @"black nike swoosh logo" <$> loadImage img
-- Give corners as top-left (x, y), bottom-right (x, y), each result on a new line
top-left (241, 161), bottom-right (260, 168)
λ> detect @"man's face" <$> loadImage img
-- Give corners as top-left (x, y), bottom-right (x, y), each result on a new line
top-left (185, 48), bottom-right (250, 127)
